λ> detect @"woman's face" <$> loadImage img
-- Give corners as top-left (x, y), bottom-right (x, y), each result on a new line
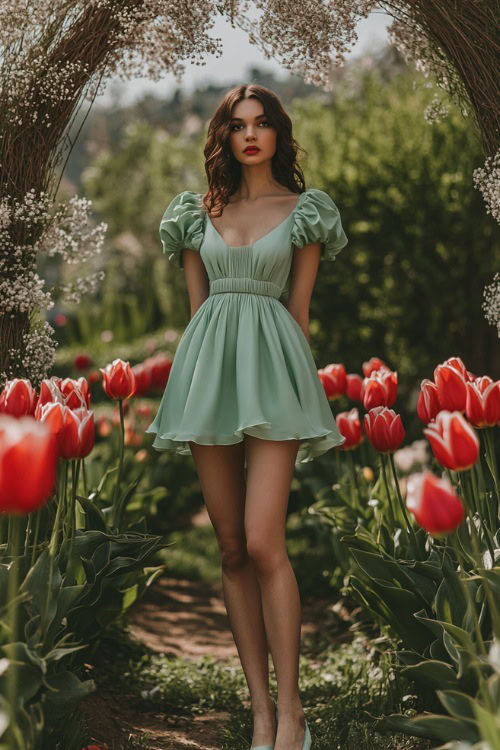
top-left (228, 97), bottom-right (277, 166)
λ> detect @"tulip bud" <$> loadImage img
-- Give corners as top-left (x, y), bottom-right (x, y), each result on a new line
top-left (100, 359), bottom-right (136, 401)
top-left (364, 406), bottom-right (405, 453)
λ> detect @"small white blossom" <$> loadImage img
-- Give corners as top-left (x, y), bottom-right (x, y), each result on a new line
top-left (473, 148), bottom-right (500, 224)
top-left (483, 272), bottom-right (500, 338)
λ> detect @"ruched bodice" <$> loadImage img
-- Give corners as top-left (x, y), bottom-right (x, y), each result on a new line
top-left (145, 187), bottom-right (349, 464)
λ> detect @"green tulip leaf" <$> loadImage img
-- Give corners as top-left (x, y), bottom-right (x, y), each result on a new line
top-left (436, 689), bottom-right (479, 724)
top-left (400, 659), bottom-right (459, 690)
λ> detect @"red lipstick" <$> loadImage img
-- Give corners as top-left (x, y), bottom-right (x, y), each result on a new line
top-left (243, 146), bottom-right (260, 154)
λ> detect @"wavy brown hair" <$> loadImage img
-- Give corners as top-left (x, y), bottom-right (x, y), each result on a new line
top-left (201, 84), bottom-right (307, 217)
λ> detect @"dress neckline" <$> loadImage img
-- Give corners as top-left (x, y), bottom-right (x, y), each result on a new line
top-left (205, 190), bottom-right (307, 249)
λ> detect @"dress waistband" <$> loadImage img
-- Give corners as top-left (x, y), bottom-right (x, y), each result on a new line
top-left (209, 278), bottom-right (282, 299)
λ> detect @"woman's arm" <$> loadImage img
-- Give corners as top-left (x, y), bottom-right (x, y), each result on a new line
top-left (286, 242), bottom-right (321, 343)
top-left (183, 248), bottom-right (209, 319)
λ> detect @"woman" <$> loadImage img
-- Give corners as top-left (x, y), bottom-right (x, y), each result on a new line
top-left (146, 83), bottom-right (349, 750)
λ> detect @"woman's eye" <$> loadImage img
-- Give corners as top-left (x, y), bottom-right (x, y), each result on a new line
top-left (231, 121), bottom-right (270, 131)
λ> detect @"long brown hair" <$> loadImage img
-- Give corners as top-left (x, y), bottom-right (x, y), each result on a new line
top-left (201, 84), bottom-right (307, 217)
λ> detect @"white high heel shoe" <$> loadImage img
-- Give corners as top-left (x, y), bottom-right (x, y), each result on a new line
top-left (250, 696), bottom-right (278, 750)
top-left (302, 718), bottom-right (312, 749)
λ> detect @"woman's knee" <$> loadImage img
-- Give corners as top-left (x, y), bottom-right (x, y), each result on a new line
top-left (246, 535), bottom-right (287, 574)
top-left (219, 535), bottom-right (249, 571)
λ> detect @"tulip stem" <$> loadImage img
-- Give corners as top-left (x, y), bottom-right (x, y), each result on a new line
top-left (48, 462), bottom-right (66, 560)
top-left (82, 458), bottom-right (88, 498)
top-left (467, 470), bottom-right (495, 561)
top-left (380, 455), bottom-right (397, 533)
top-left (24, 514), bottom-right (32, 556)
top-left (30, 509), bottom-right (42, 568)
top-left (484, 427), bottom-right (500, 512)
top-left (388, 453), bottom-right (420, 557)
top-left (112, 398), bottom-right (126, 529)
top-left (465, 505), bottom-right (500, 642)
top-left (65, 460), bottom-right (81, 587)
top-left (347, 452), bottom-right (360, 515)
top-left (6, 513), bottom-right (23, 750)
top-left (448, 533), bottom-right (496, 715)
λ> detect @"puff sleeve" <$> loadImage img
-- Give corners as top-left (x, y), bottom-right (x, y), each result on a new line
top-left (291, 188), bottom-right (348, 261)
top-left (159, 191), bottom-right (206, 269)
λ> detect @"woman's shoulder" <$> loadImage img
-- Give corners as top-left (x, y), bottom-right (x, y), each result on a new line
top-left (291, 187), bottom-right (348, 261)
top-left (159, 191), bottom-right (206, 266)
top-left (167, 190), bottom-right (204, 210)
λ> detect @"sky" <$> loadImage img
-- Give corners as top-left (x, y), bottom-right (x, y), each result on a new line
top-left (101, 8), bottom-right (392, 107)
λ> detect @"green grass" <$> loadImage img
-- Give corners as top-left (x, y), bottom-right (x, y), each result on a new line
top-left (86, 620), bottom-right (432, 750)
top-left (66, 520), bottom-right (434, 749)
top-left (160, 522), bottom-right (221, 584)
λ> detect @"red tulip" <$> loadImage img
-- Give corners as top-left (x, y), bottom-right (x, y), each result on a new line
top-left (423, 410), bottom-right (479, 471)
top-left (0, 379), bottom-right (38, 417)
top-left (417, 379), bottom-right (441, 424)
top-left (36, 402), bottom-right (94, 460)
top-left (132, 362), bottom-right (153, 396)
top-left (406, 470), bottom-right (464, 536)
top-left (364, 406), bottom-right (405, 453)
top-left (147, 355), bottom-right (172, 390)
top-left (60, 377), bottom-right (90, 409)
top-left (362, 357), bottom-right (387, 377)
top-left (73, 353), bottom-right (93, 372)
top-left (434, 361), bottom-right (467, 412)
top-left (346, 374), bottom-right (363, 401)
top-left (336, 409), bottom-right (363, 450)
top-left (97, 414), bottom-right (112, 437)
top-left (87, 369), bottom-right (101, 385)
top-left (318, 363), bottom-right (347, 399)
top-left (0, 415), bottom-right (58, 513)
top-left (465, 377), bottom-right (500, 428)
top-left (135, 403), bottom-right (153, 419)
top-left (37, 377), bottom-right (65, 409)
top-left (362, 369), bottom-right (398, 410)
top-left (100, 359), bottom-right (136, 400)
top-left (72, 407), bottom-right (95, 459)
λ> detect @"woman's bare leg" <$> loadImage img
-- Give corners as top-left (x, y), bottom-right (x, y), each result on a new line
top-left (188, 440), bottom-right (277, 747)
top-left (244, 435), bottom-right (306, 750)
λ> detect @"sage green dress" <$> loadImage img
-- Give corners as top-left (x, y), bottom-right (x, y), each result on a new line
top-left (145, 188), bottom-right (348, 464)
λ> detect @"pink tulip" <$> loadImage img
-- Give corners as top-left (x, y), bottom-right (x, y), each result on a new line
top-left (406, 470), bottom-right (464, 536)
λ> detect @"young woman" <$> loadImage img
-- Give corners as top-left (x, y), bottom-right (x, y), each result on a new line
top-left (146, 83), bottom-right (348, 750)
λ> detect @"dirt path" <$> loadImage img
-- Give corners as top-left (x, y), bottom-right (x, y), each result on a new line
top-left (81, 507), bottom-right (350, 749)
